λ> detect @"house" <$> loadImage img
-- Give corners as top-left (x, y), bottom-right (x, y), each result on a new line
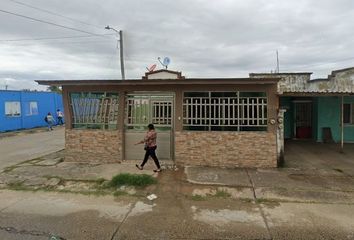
top-left (0, 90), bottom-right (63, 132)
top-left (36, 70), bottom-right (281, 168)
top-left (250, 67), bottom-right (354, 146)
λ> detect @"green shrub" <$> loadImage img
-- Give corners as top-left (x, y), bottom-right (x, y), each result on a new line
top-left (108, 173), bottom-right (156, 187)
top-left (215, 190), bottom-right (231, 198)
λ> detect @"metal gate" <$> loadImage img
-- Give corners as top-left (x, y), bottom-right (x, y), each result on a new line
top-left (294, 101), bottom-right (312, 139)
top-left (124, 93), bottom-right (174, 161)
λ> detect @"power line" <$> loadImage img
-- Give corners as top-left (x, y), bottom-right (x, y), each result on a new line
top-left (0, 34), bottom-right (115, 42)
top-left (0, 8), bottom-right (105, 37)
top-left (8, 0), bottom-right (103, 30)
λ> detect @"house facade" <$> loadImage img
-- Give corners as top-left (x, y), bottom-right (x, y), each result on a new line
top-left (37, 70), bottom-right (281, 168)
top-left (250, 67), bottom-right (354, 144)
top-left (0, 90), bottom-right (63, 132)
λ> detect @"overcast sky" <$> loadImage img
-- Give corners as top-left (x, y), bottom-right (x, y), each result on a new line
top-left (0, 0), bottom-right (354, 90)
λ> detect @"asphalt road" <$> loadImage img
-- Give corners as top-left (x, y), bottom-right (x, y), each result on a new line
top-left (0, 127), bottom-right (64, 170)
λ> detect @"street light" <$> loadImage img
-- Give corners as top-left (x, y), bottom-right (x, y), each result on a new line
top-left (105, 25), bottom-right (125, 80)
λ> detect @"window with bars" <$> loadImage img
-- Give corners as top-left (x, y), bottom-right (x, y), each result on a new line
top-left (343, 103), bottom-right (354, 124)
top-left (70, 92), bottom-right (119, 130)
top-left (183, 92), bottom-right (267, 131)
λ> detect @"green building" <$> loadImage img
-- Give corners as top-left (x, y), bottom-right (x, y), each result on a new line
top-left (250, 67), bottom-right (354, 144)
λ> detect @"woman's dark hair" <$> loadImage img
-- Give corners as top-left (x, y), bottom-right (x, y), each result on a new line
top-left (147, 124), bottom-right (154, 130)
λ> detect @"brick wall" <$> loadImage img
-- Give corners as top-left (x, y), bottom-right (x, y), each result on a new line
top-left (175, 131), bottom-right (277, 168)
top-left (65, 129), bottom-right (122, 163)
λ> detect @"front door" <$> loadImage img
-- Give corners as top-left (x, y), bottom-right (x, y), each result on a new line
top-left (294, 101), bottom-right (312, 139)
top-left (124, 93), bottom-right (174, 161)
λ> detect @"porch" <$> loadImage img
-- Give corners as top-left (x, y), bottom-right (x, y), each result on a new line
top-left (284, 140), bottom-right (354, 175)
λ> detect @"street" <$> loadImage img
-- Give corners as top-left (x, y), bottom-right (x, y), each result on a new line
top-left (0, 128), bottom-right (64, 169)
top-left (0, 130), bottom-right (354, 239)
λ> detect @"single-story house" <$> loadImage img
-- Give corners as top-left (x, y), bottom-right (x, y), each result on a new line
top-left (250, 67), bottom-right (354, 146)
top-left (37, 70), bottom-right (281, 168)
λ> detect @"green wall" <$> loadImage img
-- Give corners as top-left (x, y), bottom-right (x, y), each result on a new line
top-left (343, 96), bottom-right (354, 143)
top-left (280, 96), bottom-right (354, 143)
top-left (280, 97), bottom-right (293, 139)
top-left (316, 97), bottom-right (341, 142)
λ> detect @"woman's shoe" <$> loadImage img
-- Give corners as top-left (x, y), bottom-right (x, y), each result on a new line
top-left (136, 164), bottom-right (143, 170)
top-left (153, 169), bottom-right (162, 172)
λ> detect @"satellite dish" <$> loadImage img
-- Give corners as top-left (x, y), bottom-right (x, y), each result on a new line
top-left (158, 57), bottom-right (171, 69)
top-left (148, 64), bottom-right (157, 72)
top-left (163, 57), bottom-right (170, 66)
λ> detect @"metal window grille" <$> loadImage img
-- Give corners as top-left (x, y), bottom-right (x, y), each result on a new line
top-left (126, 95), bottom-right (173, 128)
top-left (183, 92), bottom-right (267, 131)
top-left (70, 92), bottom-right (119, 129)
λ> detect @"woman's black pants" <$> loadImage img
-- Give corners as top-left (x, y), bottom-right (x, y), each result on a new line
top-left (141, 146), bottom-right (161, 169)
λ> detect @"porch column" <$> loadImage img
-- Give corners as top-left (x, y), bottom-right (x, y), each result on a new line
top-left (118, 91), bottom-right (126, 160)
top-left (340, 95), bottom-right (344, 153)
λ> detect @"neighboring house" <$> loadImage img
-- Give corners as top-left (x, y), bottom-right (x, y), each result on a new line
top-left (0, 90), bottom-right (63, 132)
top-left (250, 67), bottom-right (354, 144)
top-left (37, 69), bottom-right (280, 168)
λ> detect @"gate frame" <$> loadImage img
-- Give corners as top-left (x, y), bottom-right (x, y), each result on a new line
top-left (123, 91), bottom-right (176, 161)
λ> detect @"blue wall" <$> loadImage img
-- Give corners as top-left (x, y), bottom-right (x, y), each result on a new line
top-left (0, 90), bottom-right (63, 132)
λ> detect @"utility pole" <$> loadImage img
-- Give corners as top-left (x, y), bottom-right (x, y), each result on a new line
top-left (105, 26), bottom-right (125, 80)
top-left (119, 30), bottom-right (125, 80)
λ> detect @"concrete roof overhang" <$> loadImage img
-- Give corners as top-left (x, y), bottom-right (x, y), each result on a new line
top-left (36, 78), bottom-right (280, 87)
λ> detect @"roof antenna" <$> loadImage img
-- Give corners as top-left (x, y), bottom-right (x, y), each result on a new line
top-left (157, 57), bottom-right (171, 69)
top-left (276, 50), bottom-right (280, 73)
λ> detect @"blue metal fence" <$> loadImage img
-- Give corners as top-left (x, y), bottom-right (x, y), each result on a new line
top-left (0, 90), bottom-right (63, 132)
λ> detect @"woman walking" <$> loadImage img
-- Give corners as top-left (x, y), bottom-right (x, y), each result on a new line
top-left (135, 124), bottom-right (162, 172)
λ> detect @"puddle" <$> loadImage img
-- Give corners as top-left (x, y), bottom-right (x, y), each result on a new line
top-left (191, 206), bottom-right (265, 227)
top-left (129, 201), bottom-right (155, 216)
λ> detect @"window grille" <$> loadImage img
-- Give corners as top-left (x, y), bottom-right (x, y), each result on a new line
top-left (70, 92), bottom-right (119, 129)
top-left (126, 95), bottom-right (173, 129)
top-left (183, 92), bottom-right (267, 131)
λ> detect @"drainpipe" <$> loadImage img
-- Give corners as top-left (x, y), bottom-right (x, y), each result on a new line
top-left (340, 96), bottom-right (344, 153)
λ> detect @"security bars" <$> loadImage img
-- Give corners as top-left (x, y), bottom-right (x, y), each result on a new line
top-left (183, 92), bottom-right (267, 131)
top-left (70, 92), bottom-right (119, 129)
top-left (126, 95), bottom-right (173, 129)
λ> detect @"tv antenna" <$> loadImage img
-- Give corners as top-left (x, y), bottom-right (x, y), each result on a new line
top-left (158, 57), bottom-right (171, 69)
top-left (276, 50), bottom-right (280, 73)
top-left (146, 64), bottom-right (157, 72)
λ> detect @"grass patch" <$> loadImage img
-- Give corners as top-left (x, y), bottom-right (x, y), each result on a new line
top-left (7, 181), bottom-right (29, 191)
top-left (114, 190), bottom-right (128, 197)
top-left (108, 173), bottom-right (156, 188)
top-left (214, 190), bottom-right (231, 198)
top-left (190, 194), bottom-right (206, 201)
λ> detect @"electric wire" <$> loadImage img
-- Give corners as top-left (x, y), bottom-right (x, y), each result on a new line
top-left (7, 0), bottom-right (103, 30)
top-left (0, 8), bottom-right (105, 37)
top-left (0, 34), bottom-right (115, 42)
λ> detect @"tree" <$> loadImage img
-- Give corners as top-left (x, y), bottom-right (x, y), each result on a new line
top-left (47, 85), bottom-right (62, 93)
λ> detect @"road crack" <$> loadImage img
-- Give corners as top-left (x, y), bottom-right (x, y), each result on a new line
top-left (246, 169), bottom-right (273, 240)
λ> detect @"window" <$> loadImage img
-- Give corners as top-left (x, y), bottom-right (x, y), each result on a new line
top-left (70, 92), bottom-right (119, 130)
top-left (5, 101), bottom-right (21, 117)
top-left (183, 91), bottom-right (267, 131)
top-left (343, 103), bottom-right (354, 124)
top-left (25, 101), bottom-right (38, 116)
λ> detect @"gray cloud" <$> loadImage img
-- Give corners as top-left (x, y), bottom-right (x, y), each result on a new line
top-left (0, 0), bottom-right (354, 90)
